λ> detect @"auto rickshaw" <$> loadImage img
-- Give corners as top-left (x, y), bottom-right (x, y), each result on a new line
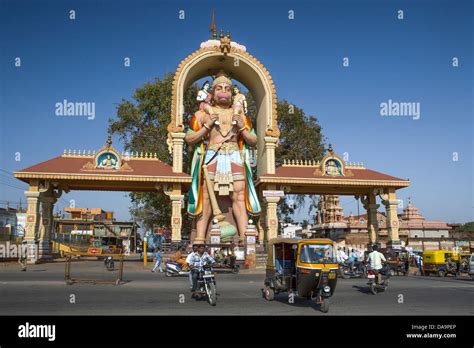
top-left (459, 252), bottom-right (471, 274)
top-left (422, 250), bottom-right (461, 277)
top-left (262, 238), bottom-right (338, 313)
top-left (380, 248), bottom-right (409, 276)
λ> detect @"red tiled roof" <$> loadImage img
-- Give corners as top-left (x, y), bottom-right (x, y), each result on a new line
top-left (15, 156), bottom-right (189, 178)
top-left (262, 166), bottom-right (408, 182)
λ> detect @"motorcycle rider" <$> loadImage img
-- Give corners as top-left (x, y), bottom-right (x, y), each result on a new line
top-left (347, 248), bottom-right (360, 271)
top-left (186, 244), bottom-right (215, 294)
top-left (171, 247), bottom-right (188, 270)
top-left (367, 244), bottom-right (387, 284)
top-left (336, 247), bottom-right (348, 264)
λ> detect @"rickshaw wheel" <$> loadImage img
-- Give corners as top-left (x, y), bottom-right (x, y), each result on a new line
top-left (263, 286), bottom-right (275, 301)
top-left (438, 270), bottom-right (446, 277)
top-left (320, 298), bottom-right (330, 313)
top-left (389, 269), bottom-right (396, 277)
top-left (232, 266), bottom-right (239, 274)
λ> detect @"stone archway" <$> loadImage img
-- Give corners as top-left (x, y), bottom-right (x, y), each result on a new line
top-left (167, 43), bottom-right (280, 177)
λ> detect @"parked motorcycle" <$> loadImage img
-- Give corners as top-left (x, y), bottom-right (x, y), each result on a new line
top-left (213, 255), bottom-right (240, 274)
top-left (165, 260), bottom-right (190, 277)
top-left (367, 265), bottom-right (390, 295)
top-left (104, 256), bottom-right (115, 271)
top-left (192, 264), bottom-right (217, 306)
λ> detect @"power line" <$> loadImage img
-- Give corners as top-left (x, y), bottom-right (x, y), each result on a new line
top-left (0, 181), bottom-right (26, 191)
top-left (0, 200), bottom-right (24, 204)
top-left (341, 199), bottom-right (357, 208)
top-left (0, 173), bottom-right (19, 183)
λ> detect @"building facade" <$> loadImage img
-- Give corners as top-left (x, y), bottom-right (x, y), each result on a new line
top-left (312, 196), bottom-right (455, 251)
top-left (53, 207), bottom-right (138, 253)
top-left (0, 207), bottom-right (19, 241)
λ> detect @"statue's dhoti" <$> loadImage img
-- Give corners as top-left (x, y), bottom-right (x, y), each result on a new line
top-left (204, 142), bottom-right (244, 196)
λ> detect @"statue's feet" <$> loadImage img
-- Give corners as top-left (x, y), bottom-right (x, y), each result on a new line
top-left (193, 238), bottom-right (206, 245)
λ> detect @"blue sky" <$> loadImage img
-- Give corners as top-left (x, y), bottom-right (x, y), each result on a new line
top-left (1, 0), bottom-right (472, 224)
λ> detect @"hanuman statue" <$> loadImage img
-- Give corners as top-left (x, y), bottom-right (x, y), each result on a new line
top-left (185, 72), bottom-right (261, 244)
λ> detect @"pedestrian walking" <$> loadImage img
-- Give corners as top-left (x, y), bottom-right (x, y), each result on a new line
top-left (419, 255), bottom-right (424, 276)
top-left (152, 247), bottom-right (163, 273)
top-left (415, 253), bottom-right (424, 275)
top-left (18, 241), bottom-right (28, 271)
top-left (18, 255), bottom-right (27, 271)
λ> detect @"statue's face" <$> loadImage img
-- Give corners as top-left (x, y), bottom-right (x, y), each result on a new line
top-left (213, 83), bottom-right (232, 106)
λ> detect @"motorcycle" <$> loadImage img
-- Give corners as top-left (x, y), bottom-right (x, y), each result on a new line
top-left (367, 264), bottom-right (390, 295)
top-left (104, 256), bottom-right (115, 271)
top-left (339, 260), bottom-right (367, 279)
top-left (165, 260), bottom-right (190, 277)
top-left (191, 263), bottom-right (217, 306)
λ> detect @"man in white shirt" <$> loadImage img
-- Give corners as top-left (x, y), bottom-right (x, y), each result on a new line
top-left (368, 245), bottom-right (387, 284)
top-left (336, 247), bottom-right (348, 264)
top-left (186, 244), bottom-right (215, 293)
top-left (367, 245), bottom-right (386, 271)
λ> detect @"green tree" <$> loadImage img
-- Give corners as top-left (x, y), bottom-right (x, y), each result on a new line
top-left (110, 76), bottom-right (326, 233)
top-left (109, 74), bottom-right (198, 233)
top-left (275, 101), bottom-right (325, 165)
top-left (274, 101), bottom-right (326, 222)
top-left (458, 222), bottom-right (474, 232)
top-left (244, 94), bottom-right (326, 223)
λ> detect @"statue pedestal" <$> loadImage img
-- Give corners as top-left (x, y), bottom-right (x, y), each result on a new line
top-left (209, 223), bottom-right (221, 245)
top-left (232, 235), bottom-right (241, 246)
top-left (244, 223), bottom-right (258, 269)
top-left (386, 239), bottom-right (402, 249)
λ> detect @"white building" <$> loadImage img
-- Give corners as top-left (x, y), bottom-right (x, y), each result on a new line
top-left (281, 224), bottom-right (302, 238)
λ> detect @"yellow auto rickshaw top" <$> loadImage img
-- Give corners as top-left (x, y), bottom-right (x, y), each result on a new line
top-left (266, 238), bottom-right (336, 269)
top-left (267, 238), bottom-right (335, 246)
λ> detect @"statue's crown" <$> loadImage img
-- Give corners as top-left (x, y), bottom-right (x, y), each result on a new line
top-left (212, 71), bottom-right (232, 88)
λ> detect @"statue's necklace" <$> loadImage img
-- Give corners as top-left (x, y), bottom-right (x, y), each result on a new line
top-left (215, 108), bottom-right (234, 137)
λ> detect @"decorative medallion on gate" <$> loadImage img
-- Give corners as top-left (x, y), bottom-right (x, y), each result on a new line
top-left (95, 135), bottom-right (122, 170)
top-left (312, 145), bottom-right (354, 177)
top-left (78, 134), bottom-right (133, 172)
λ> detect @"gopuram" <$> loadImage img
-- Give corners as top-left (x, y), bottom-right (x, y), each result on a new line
top-left (14, 25), bottom-right (410, 262)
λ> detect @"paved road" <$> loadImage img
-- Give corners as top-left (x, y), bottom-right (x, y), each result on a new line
top-left (1, 260), bottom-right (473, 315)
